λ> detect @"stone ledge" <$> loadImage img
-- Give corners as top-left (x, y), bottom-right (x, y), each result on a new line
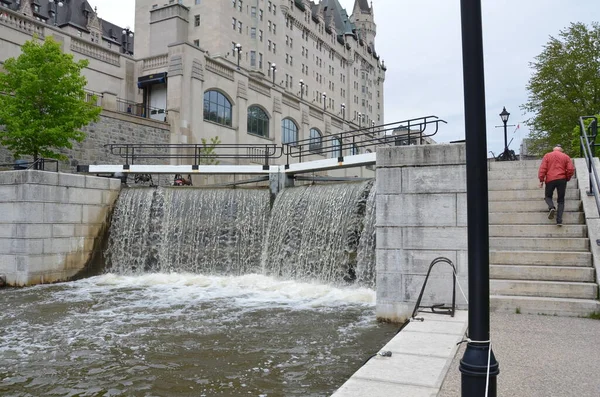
top-left (332, 311), bottom-right (468, 397)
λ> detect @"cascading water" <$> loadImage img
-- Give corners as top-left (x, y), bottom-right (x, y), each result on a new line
top-left (261, 180), bottom-right (373, 284)
top-left (356, 179), bottom-right (377, 287)
top-left (106, 187), bottom-right (271, 275)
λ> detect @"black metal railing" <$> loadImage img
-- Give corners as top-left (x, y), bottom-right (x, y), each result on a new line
top-left (579, 115), bottom-right (600, 213)
top-left (101, 115), bottom-right (447, 167)
top-left (116, 98), bottom-right (167, 122)
top-left (0, 158), bottom-right (59, 172)
top-left (282, 115), bottom-right (446, 164)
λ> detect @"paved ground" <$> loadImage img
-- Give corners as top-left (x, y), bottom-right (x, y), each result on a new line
top-left (439, 312), bottom-right (600, 397)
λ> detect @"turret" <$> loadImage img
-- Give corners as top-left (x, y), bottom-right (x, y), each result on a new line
top-left (350, 0), bottom-right (376, 48)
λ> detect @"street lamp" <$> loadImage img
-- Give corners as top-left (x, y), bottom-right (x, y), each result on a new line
top-left (48, 0), bottom-right (64, 26)
top-left (270, 63), bottom-right (276, 85)
top-left (299, 79), bottom-right (304, 100)
top-left (322, 92), bottom-right (327, 111)
top-left (122, 26), bottom-right (134, 55)
top-left (459, 1), bottom-right (499, 395)
top-left (495, 106), bottom-right (516, 161)
top-left (341, 103), bottom-right (345, 120)
top-left (358, 112), bottom-right (362, 128)
top-left (234, 43), bottom-right (242, 69)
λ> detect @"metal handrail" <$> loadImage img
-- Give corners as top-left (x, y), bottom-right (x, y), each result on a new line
top-left (411, 257), bottom-right (457, 319)
top-left (0, 158), bottom-right (59, 172)
top-left (102, 115), bottom-right (447, 167)
top-left (579, 115), bottom-right (600, 215)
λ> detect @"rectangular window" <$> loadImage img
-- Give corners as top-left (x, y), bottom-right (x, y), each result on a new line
top-left (250, 51), bottom-right (256, 67)
top-left (273, 24), bottom-right (276, 34)
top-left (259, 52), bottom-right (263, 69)
top-left (238, 21), bottom-right (242, 33)
top-left (195, 0), bottom-right (201, 4)
top-left (290, 38), bottom-right (293, 48)
top-left (238, 0), bottom-right (242, 12)
top-left (251, 27), bottom-right (256, 39)
top-left (268, 1), bottom-right (271, 12)
top-left (260, 9), bottom-right (263, 21)
top-left (259, 30), bottom-right (263, 42)
top-left (194, 39), bottom-right (200, 47)
top-left (268, 40), bottom-right (271, 51)
top-left (273, 5), bottom-right (276, 15)
top-left (194, 15), bottom-right (200, 27)
top-left (268, 21), bottom-right (271, 32)
top-left (232, 0), bottom-right (236, 7)
top-left (232, 18), bottom-right (236, 30)
top-left (273, 43), bottom-right (276, 54)
top-left (290, 56), bottom-right (293, 66)
top-left (251, 6), bottom-right (256, 17)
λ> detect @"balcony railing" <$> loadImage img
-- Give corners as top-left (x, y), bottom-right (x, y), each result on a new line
top-left (116, 98), bottom-right (167, 122)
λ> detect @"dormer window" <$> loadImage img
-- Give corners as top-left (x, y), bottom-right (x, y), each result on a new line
top-left (33, 4), bottom-right (40, 12)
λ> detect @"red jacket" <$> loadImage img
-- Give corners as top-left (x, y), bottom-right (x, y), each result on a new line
top-left (538, 150), bottom-right (575, 183)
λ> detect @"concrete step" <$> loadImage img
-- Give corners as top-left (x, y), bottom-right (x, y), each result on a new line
top-left (489, 179), bottom-right (578, 191)
top-left (489, 237), bottom-right (589, 251)
top-left (489, 212), bottom-right (584, 225)
top-left (487, 160), bottom-right (542, 171)
top-left (489, 200), bottom-right (582, 212)
top-left (490, 264), bottom-right (596, 282)
top-left (490, 224), bottom-right (588, 238)
top-left (490, 295), bottom-right (600, 317)
top-left (490, 250), bottom-right (592, 267)
top-left (488, 189), bottom-right (580, 201)
top-left (491, 279), bottom-right (598, 299)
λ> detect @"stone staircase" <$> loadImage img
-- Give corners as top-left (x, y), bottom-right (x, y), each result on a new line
top-left (488, 159), bottom-right (600, 316)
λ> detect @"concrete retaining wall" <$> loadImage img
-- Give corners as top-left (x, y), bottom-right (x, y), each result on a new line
top-left (376, 143), bottom-right (469, 322)
top-left (0, 170), bottom-right (121, 286)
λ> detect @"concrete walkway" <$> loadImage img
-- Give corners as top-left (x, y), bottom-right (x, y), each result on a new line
top-left (439, 312), bottom-right (600, 396)
top-left (333, 311), bottom-right (468, 397)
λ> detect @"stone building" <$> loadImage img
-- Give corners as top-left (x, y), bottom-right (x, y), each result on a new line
top-left (1, 0), bottom-right (387, 176)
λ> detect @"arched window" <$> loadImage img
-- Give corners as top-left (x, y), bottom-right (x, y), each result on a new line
top-left (247, 106), bottom-right (269, 137)
top-left (282, 118), bottom-right (298, 145)
top-left (309, 128), bottom-right (322, 153)
top-left (330, 137), bottom-right (342, 158)
top-left (203, 90), bottom-right (232, 127)
top-left (350, 144), bottom-right (359, 155)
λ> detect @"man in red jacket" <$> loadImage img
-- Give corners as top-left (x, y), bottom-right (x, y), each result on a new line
top-left (538, 144), bottom-right (575, 226)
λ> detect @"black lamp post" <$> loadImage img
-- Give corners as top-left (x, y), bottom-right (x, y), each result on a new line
top-left (341, 103), bottom-right (345, 120)
top-left (322, 92), bottom-right (327, 111)
top-left (459, 0), bottom-right (499, 395)
top-left (48, 0), bottom-right (64, 26)
top-left (270, 63), bottom-right (276, 85)
top-left (299, 79), bottom-right (304, 100)
top-left (234, 43), bottom-right (242, 69)
top-left (122, 26), bottom-right (133, 55)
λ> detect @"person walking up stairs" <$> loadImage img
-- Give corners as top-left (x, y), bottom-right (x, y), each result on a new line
top-left (538, 144), bottom-right (575, 227)
top-left (488, 159), bottom-right (599, 316)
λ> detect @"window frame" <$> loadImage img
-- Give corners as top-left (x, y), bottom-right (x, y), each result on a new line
top-left (203, 90), bottom-right (233, 127)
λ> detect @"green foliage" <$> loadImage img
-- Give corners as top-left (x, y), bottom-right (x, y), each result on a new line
top-left (0, 36), bottom-right (101, 162)
top-left (589, 312), bottom-right (600, 320)
top-left (522, 22), bottom-right (600, 156)
top-left (515, 307), bottom-right (521, 314)
top-left (573, 115), bottom-right (600, 151)
top-left (199, 136), bottom-right (221, 165)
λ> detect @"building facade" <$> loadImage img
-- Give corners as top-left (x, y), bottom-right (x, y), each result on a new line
top-left (1, 0), bottom-right (387, 176)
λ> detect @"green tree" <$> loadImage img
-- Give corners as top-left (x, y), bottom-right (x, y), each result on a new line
top-left (522, 22), bottom-right (600, 156)
top-left (199, 136), bottom-right (221, 165)
top-left (0, 36), bottom-right (101, 166)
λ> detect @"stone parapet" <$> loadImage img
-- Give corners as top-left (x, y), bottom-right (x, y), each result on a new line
top-left (0, 170), bottom-right (120, 286)
top-left (376, 143), bottom-right (468, 322)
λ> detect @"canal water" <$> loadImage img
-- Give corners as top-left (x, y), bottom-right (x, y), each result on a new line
top-left (0, 274), bottom-right (395, 396)
top-left (1, 182), bottom-right (393, 396)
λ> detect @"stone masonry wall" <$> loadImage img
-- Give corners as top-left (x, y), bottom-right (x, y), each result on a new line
top-left (0, 170), bottom-right (120, 286)
top-left (376, 143), bottom-right (468, 322)
top-left (0, 110), bottom-right (170, 172)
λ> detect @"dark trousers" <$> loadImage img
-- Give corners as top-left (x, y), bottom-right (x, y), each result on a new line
top-left (545, 179), bottom-right (567, 223)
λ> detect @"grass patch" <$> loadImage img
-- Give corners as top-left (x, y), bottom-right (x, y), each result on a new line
top-left (588, 312), bottom-right (600, 320)
top-left (515, 307), bottom-right (521, 314)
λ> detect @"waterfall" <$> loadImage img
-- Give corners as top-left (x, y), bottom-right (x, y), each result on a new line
top-left (106, 181), bottom-right (377, 285)
top-left (261, 181), bottom-right (373, 284)
top-left (106, 187), bottom-right (271, 275)
top-left (356, 180), bottom-right (377, 288)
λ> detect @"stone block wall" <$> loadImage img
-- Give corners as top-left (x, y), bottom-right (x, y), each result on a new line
top-left (0, 110), bottom-right (170, 172)
top-left (0, 170), bottom-right (120, 286)
top-left (376, 143), bottom-right (468, 322)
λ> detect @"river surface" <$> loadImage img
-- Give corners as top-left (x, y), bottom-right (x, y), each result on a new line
top-left (0, 273), bottom-right (396, 397)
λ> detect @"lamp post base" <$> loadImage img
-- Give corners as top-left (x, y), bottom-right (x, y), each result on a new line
top-left (459, 342), bottom-right (499, 397)
top-left (496, 148), bottom-right (517, 161)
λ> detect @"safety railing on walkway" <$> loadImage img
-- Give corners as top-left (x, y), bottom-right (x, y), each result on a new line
top-left (0, 158), bottom-right (59, 172)
top-left (579, 115), bottom-right (600, 214)
top-left (102, 115), bottom-right (446, 168)
top-left (116, 98), bottom-right (167, 121)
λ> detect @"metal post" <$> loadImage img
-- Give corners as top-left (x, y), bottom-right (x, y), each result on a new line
top-left (503, 119), bottom-right (508, 158)
top-left (459, 0), bottom-right (499, 396)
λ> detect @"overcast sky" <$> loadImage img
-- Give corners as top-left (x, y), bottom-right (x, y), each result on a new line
top-left (89, 0), bottom-right (599, 156)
